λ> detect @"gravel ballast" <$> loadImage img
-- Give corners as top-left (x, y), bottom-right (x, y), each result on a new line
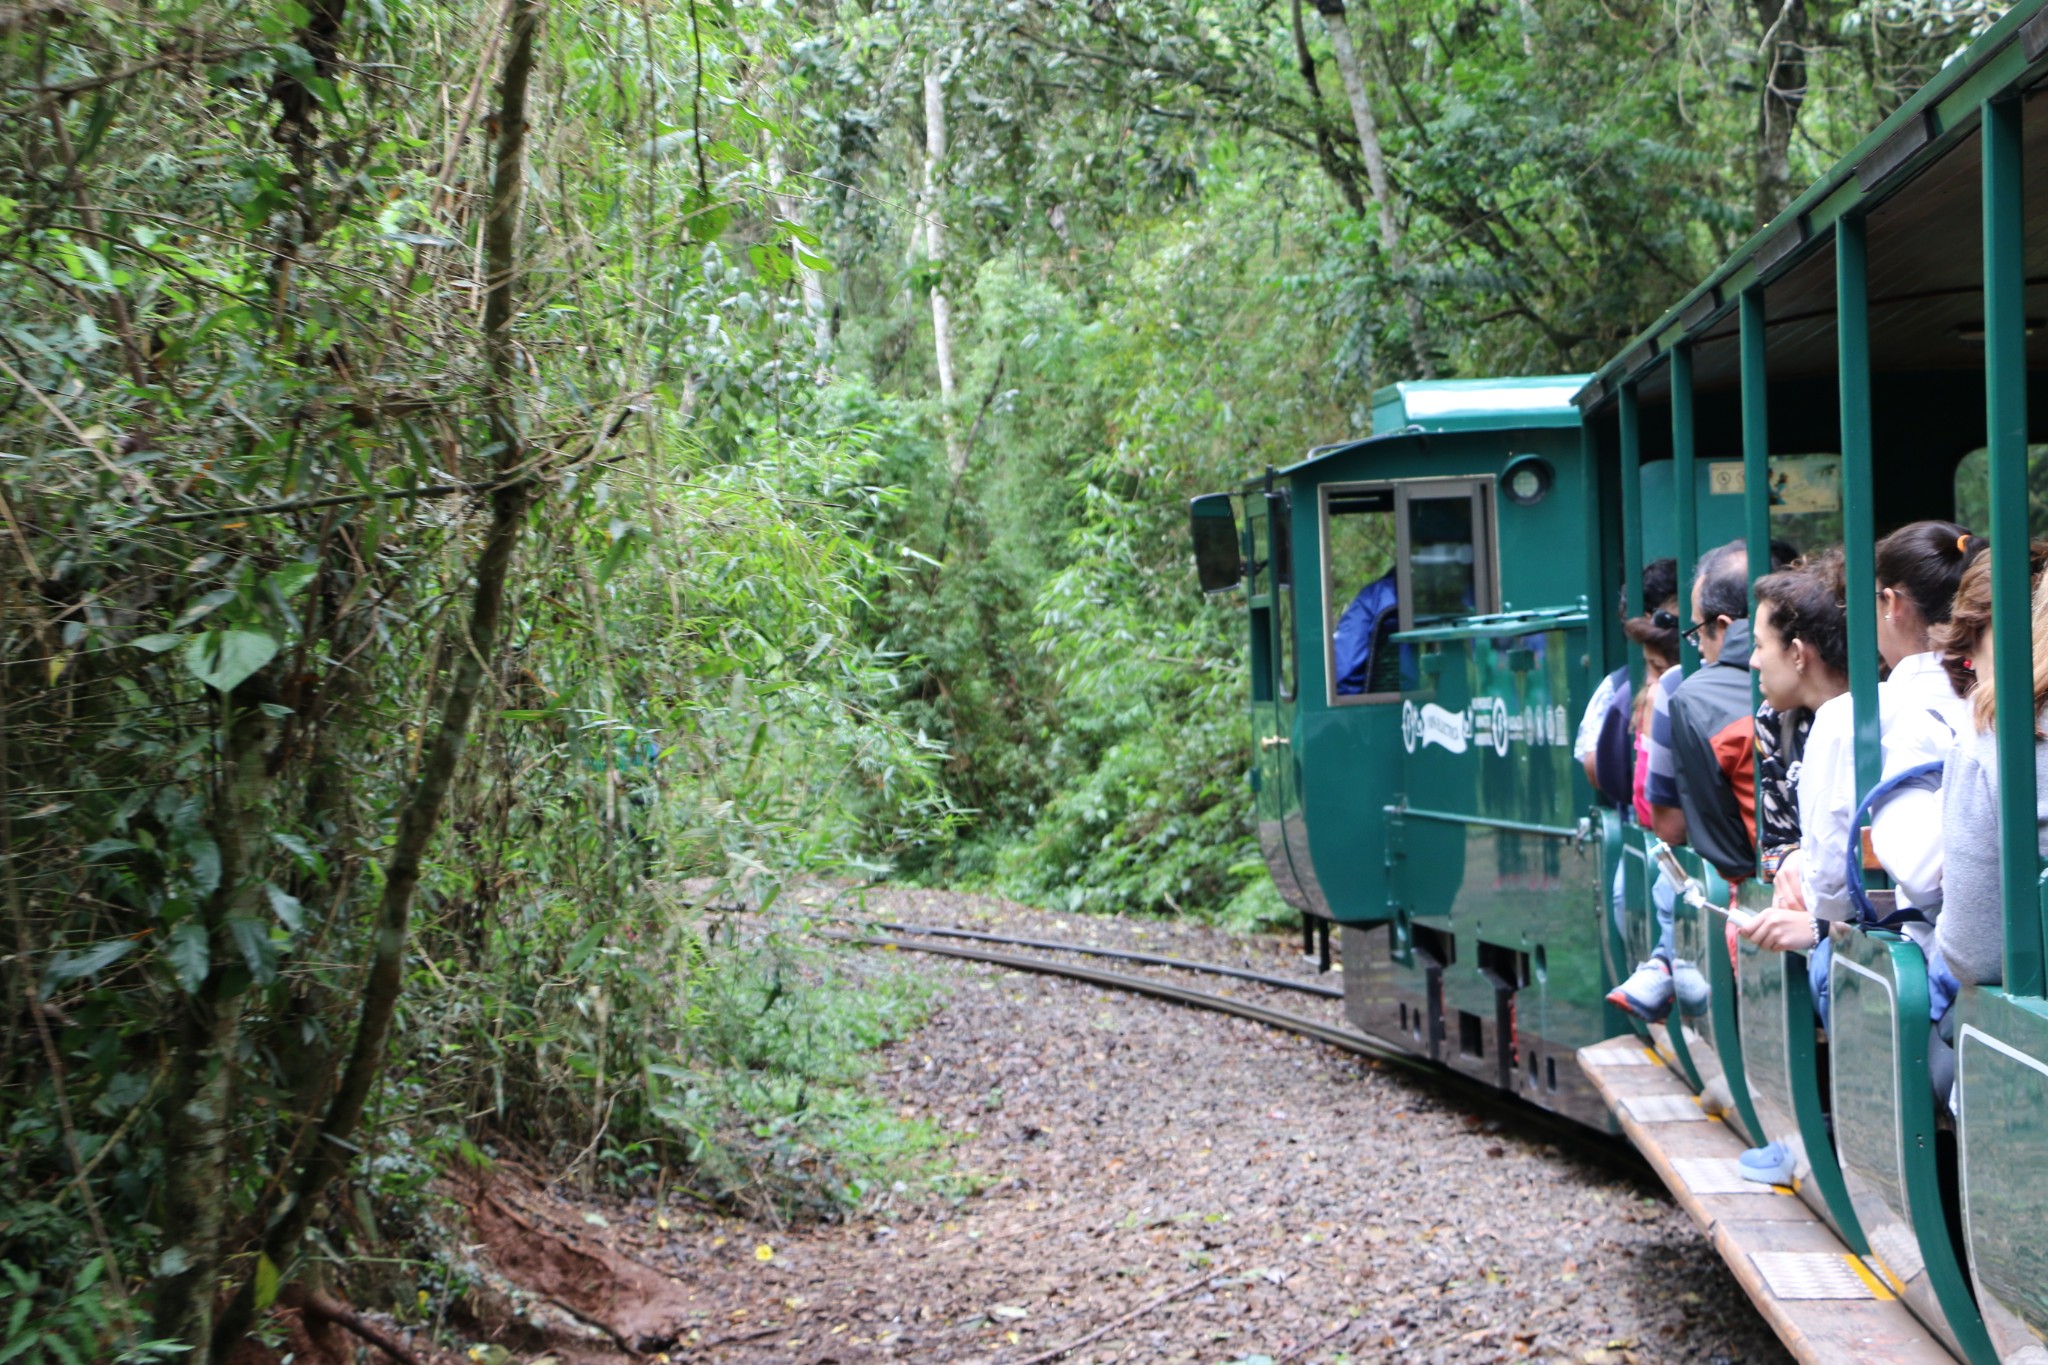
top-left (584, 890), bottom-right (1793, 1364)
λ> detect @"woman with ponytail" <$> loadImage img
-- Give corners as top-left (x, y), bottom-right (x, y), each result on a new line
top-left (1750, 526), bottom-right (1983, 936)
top-left (1877, 522), bottom-right (1984, 723)
top-left (1849, 524), bottom-right (1989, 915)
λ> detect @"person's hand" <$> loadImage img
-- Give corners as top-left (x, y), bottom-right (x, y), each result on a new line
top-left (1771, 848), bottom-right (1807, 912)
top-left (1738, 905), bottom-right (1815, 954)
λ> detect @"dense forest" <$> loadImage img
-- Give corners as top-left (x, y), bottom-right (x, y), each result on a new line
top-left (0, 0), bottom-right (2003, 1357)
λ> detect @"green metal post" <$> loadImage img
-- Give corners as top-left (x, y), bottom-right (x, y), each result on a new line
top-left (1740, 291), bottom-right (1771, 600)
top-left (1983, 96), bottom-right (2044, 998)
top-left (1582, 422), bottom-right (1611, 683)
top-left (1672, 343), bottom-right (1700, 676)
top-left (1619, 383), bottom-right (1645, 690)
top-left (1740, 289), bottom-right (1771, 882)
top-left (1837, 215), bottom-right (1883, 802)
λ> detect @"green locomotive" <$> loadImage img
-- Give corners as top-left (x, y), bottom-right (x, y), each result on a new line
top-left (1194, 3), bottom-right (2048, 1359)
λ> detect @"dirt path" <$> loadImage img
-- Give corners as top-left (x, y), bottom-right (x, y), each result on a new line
top-left (468, 894), bottom-right (1788, 1364)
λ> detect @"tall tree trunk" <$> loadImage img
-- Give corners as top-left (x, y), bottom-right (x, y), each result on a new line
top-left (210, 0), bottom-right (543, 1353)
top-left (1290, 0), bottom-right (1367, 217)
top-left (146, 683), bottom-right (279, 1359)
top-left (1753, 0), bottom-right (1808, 227)
top-left (1313, 0), bottom-right (1435, 378)
top-left (923, 66), bottom-right (965, 474)
top-left (149, 0), bottom-right (348, 1350)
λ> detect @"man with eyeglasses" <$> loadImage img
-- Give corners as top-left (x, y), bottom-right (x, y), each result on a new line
top-left (1645, 539), bottom-right (1765, 880)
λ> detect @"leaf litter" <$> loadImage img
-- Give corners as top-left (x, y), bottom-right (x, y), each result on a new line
top-left (454, 888), bottom-right (1789, 1365)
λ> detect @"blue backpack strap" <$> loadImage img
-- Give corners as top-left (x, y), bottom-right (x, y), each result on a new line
top-left (1845, 760), bottom-right (1946, 928)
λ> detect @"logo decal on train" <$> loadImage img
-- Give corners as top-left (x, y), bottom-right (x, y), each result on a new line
top-left (1401, 697), bottom-right (1570, 756)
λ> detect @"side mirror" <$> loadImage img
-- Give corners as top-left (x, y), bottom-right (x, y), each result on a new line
top-left (1189, 493), bottom-right (1243, 594)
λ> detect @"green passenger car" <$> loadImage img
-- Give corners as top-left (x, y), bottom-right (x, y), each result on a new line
top-left (1194, 2), bottom-right (2048, 1356)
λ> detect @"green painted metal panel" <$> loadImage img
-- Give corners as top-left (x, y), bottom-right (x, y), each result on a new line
top-left (1637, 459), bottom-right (1757, 573)
top-left (1619, 386), bottom-right (1646, 692)
top-left (1582, 424), bottom-right (1612, 685)
top-left (1597, 808), bottom-right (1646, 1042)
top-left (1285, 427), bottom-right (1591, 926)
top-left (1982, 95), bottom-right (2046, 997)
top-left (1389, 621), bottom-right (1608, 1090)
top-left (1740, 290), bottom-right (1771, 610)
top-left (1242, 495), bottom-right (1312, 915)
top-left (1740, 290), bottom-right (1772, 885)
top-left (1956, 987), bottom-right (2048, 1355)
top-left (1830, 928), bottom-right (1996, 1362)
top-left (1620, 826), bottom-right (1657, 978)
top-left (1698, 866), bottom-right (1767, 1144)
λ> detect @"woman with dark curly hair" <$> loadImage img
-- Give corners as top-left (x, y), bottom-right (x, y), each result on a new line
top-left (1738, 551), bottom-right (1853, 953)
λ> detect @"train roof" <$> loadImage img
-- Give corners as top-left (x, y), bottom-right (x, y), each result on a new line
top-left (1575, 0), bottom-right (2048, 412)
top-left (1284, 374), bottom-right (1589, 474)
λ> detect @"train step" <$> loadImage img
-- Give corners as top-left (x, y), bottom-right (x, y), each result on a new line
top-left (1577, 1037), bottom-right (1957, 1365)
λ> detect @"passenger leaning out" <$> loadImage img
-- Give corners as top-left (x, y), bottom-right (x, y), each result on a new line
top-left (1611, 540), bottom-right (1767, 1022)
top-left (1648, 540), bottom-right (1774, 884)
top-left (1735, 551), bottom-right (1852, 948)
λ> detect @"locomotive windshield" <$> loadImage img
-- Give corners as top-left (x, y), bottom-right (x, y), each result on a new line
top-left (1405, 494), bottom-right (1481, 624)
top-left (1323, 476), bottom-right (1498, 705)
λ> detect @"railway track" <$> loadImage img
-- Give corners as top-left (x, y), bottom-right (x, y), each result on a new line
top-left (821, 920), bottom-right (1630, 1150)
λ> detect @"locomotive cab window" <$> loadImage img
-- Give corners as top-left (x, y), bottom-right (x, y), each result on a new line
top-left (1322, 485), bottom-right (1400, 704)
top-left (1322, 477), bottom-right (1498, 707)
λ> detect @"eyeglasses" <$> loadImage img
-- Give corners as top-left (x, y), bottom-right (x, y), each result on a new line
top-left (1652, 609), bottom-right (1681, 631)
top-left (1681, 621), bottom-right (1706, 647)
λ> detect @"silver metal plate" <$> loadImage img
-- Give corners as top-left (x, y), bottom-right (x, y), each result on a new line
top-left (1623, 1093), bottom-right (1706, 1123)
top-left (1865, 1220), bottom-right (1926, 1284)
top-left (1750, 1251), bottom-right (1879, 1300)
top-left (1672, 1156), bottom-right (1773, 1194)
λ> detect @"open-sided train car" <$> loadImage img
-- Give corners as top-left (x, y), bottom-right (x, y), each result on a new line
top-left (1194, 2), bottom-right (2048, 1358)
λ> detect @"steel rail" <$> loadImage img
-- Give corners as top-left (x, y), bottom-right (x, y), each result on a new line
top-left (859, 920), bottom-right (1345, 999)
top-left (825, 928), bottom-right (1637, 1151)
top-left (824, 930), bottom-right (1419, 1069)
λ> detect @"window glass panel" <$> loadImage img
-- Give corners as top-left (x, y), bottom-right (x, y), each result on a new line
top-left (1273, 494), bottom-right (1297, 698)
top-left (1954, 446), bottom-right (2048, 542)
top-left (1249, 510), bottom-right (1270, 596)
top-left (1408, 494), bottom-right (1479, 625)
top-left (1277, 570), bottom-right (1297, 699)
top-left (1762, 453), bottom-right (1843, 555)
top-left (1250, 605), bottom-right (1274, 703)
top-left (1326, 488), bottom-right (1399, 699)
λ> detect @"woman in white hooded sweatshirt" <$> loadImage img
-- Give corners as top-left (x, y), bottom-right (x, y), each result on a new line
top-left (1749, 524), bottom-right (1982, 943)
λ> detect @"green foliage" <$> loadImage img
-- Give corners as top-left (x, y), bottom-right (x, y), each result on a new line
top-left (0, 0), bottom-right (952, 1352)
top-left (0, 0), bottom-right (1996, 1353)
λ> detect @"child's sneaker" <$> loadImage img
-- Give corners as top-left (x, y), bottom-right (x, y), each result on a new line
top-left (1672, 958), bottom-right (1712, 1018)
top-left (1607, 957), bottom-right (1675, 1023)
top-left (1739, 1140), bottom-right (1797, 1185)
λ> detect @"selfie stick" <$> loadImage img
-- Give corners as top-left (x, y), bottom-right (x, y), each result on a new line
top-left (1644, 836), bottom-right (1757, 930)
